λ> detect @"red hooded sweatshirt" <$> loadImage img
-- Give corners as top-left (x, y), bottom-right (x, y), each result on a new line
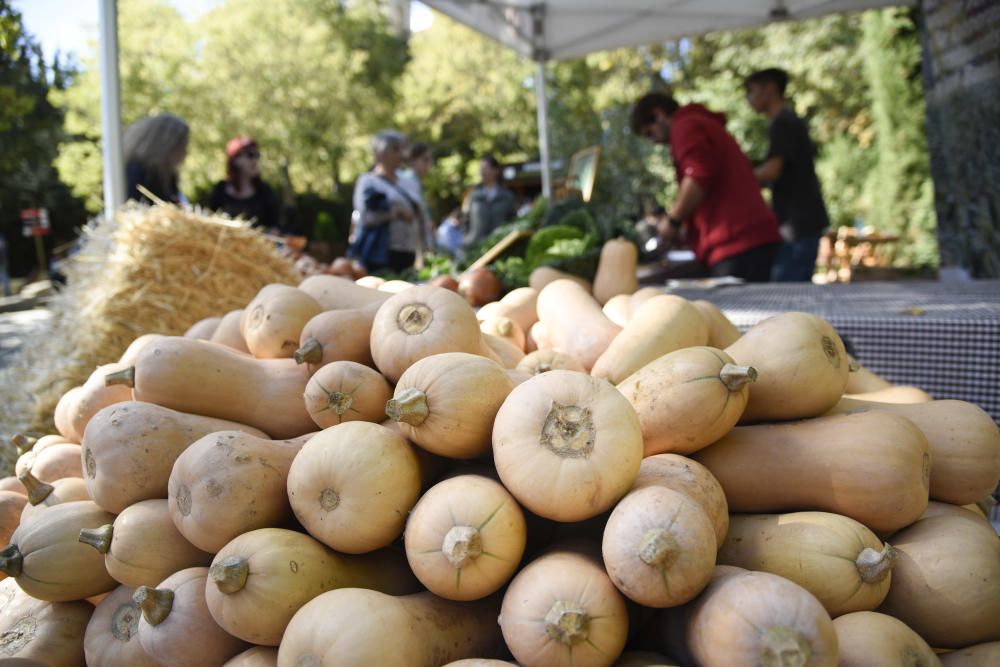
top-left (670, 104), bottom-right (781, 266)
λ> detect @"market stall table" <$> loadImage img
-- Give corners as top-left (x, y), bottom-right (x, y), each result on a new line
top-left (663, 280), bottom-right (1000, 422)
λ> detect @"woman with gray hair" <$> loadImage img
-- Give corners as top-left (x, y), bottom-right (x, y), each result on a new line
top-left (124, 113), bottom-right (190, 205)
top-left (348, 130), bottom-right (420, 272)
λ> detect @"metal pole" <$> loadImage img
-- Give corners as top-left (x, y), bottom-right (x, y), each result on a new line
top-left (534, 59), bottom-right (552, 200)
top-left (99, 0), bottom-right (124, 218)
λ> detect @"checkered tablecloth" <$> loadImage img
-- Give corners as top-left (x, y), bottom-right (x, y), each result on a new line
top-left (665, 281), bottom-right (1000, 422)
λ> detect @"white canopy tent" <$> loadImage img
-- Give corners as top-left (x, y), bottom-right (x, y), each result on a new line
top-left (420, 0), bottom-right (914, 197)
top-left (98, 0), bottom-right (914, 213)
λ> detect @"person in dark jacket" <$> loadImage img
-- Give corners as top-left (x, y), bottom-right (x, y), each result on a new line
top-left (208, 136), bottom-right (279, 231)
top-left (461, 155), bottom-right (517, 252)
top-left (631, 92), bottom-right (782, 282)
top-left (124, 114), bottom-right (189, 205)
top-left (745, 68), bottom-right (830, 282)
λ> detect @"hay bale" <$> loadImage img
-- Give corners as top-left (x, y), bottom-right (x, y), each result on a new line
top-left (0, 203), bottom-right (301, 472)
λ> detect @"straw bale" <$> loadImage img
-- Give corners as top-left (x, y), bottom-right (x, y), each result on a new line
top-left (0, 202), bottom-right (300, 472)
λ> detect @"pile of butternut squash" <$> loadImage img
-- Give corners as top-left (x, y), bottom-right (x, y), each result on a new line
top-left (2, 247), bottom-right (999, 667)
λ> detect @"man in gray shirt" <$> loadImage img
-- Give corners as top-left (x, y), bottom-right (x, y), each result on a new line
top-left (462, 154), bottom-right (517, 253)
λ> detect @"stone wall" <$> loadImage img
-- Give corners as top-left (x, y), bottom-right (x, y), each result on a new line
top-left (918, 0), bottom-right (1000, 278)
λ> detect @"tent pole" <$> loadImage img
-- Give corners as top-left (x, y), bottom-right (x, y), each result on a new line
top-left (534, 59), bottom-right (552, 200)
top-left (99, 0), bottom-right (124, 218)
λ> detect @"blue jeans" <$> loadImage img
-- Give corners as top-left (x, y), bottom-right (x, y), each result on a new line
top-left (772, 236), bottom-right (820, 282)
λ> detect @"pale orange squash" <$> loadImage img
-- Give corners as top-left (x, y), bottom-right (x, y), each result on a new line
top-left (83, 584), bottom-right (161, 667)
top-left (480, 316), bottom-right (526, 351)
top-left (184, 316), bottom-right (222, 340)
top-left (210, 309), bottom-right (252, 353)
top-left (592, 238), bottom-right (639, 305)
top-left (527, 320), bottom-right (554, 351)
top-left (0, 490), bottom-right (27, 547)
top-left (633, 454), bottom-right (729, 548)
top-left (18, 472), bottom-right (89, 524)
top-left (69, 363), bottom-right (134, 441)
top-left (602, 293), bottom-right (633, 327)
top-left (832, 611), bottom-right (939, 667)
top-left (405, 474), bottom-right (526, 601)
top-left (617, 346), bottom-right (755, 456)
top-left (691, 300), bottom-right (741, 349)
top-left (303, 360), bottom-right (391, 428)
top-left (240, 284), bottom-right (323, 359)
top-left (387, 353), bottom-right (515, 459)
top-left (536, 280), bottom-right (621, 371)
top-left (726, 312), bottom-right (849, 423)
top-left (294, 305), bottom-right (378, 372)
top-left (695, 411), bottom-right (930, 533)
top-left (493, 370), bottom-right (643, 522)
top-left (516, 349), bottom-right (586, 375)
top-left (500, 547), bottom-right (629, 667)
top-left (845, 385), bottom-right (933, 403)
top-left (476, 287), bottom-right (539, 336)
top-left (0, 577), bottom-right (93, 666)
top-left (298, 274), bottom-right (391, 310)
top-left (82, 401), bottom-right (267, 513)
top-left (78, 499), bottom-right (212, 588)
top-left (629, 286), bottom-right (663, 313)
top-left (482, 332), bottom-right (526, 368)
top-left (529, 266), bottom-right (591, 293)
top-left (224, 647), bottom-right (280, 667)
top-left (53, 385), bottom-right (83, 443)
top-left (286, 422), bottom-right (422, 554)
top-left (169, 431), bottom-right (312, 553)
top-left (0, 476), bottom-right (24, 495)
top-left (940, 642), bottom-right (1000, 666)
top-left (844, 355), bottom-right (892, 394)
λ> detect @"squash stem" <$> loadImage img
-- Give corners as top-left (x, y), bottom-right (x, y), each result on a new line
top-left (210, 556), bottom-right (250, 594)
top-left (759, 626), bottom-right (811, 667)
top-left (10, 434), bottom-right (36, 455)
top-left (638, 528), bottom-right (678, 569)
top-left (442, 526), bottom-right (483, 568)
top-left (17, 469), bottom-right (54, 505)
top-left (0, 544), bottom-right (23, 577)
top-left (105, 367), bottom-right (136, 388)
top-left (544, 600), bottom-right (590, 646)
top-left (79, 524), bottom-right (114, 554)
top-left (496, 318), bottom-right (513, 337)
top-left (719, 364), bottom-right (757, 391)
top-left (133, 586), bottom-right (174, 626)
top-left (855, 544), bottom-right (898, 583)
top-left (294, 337), bottom-right (322, 365)
top-left (385, 388), bottom-right (429, 426)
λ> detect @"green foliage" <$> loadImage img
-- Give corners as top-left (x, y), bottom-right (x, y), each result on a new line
top-left (524, 225), bottom-right (595, 269)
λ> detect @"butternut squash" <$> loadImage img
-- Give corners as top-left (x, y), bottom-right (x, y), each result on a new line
top-left (82, 401), bottom-right (267, 513)
top-left (602, 485), bottom-right (717, 608)
top-left (695, 411), bottom-right (930, 533)
top-left (827, 398), bottom-right (1000, 505)
top-left (629, 286), bottom-right (663, 313)
top-left (287, 422), bottom-right (422, 553)
top-left (0, 476), bottom-right (26, 495)
top-left (118, 332), bottom-right (166, 366)
top-left (303, 360), bottom-right (391, 428)
top-left (480, 316), bottom-right (526, 351)
top-left (845, 385), bottom-right (933, 403)
top-left (53, 386), bottom-right (83, 443)
top-left (493, 370), bottom-right (643, 522)
top-left (134, 567), bottom-right (247, 667)
top-left (169, 431), bottom-right (312, 553)
top-left (483, 332), bottom-right (526, 368)
top-left (210, 309), bottom-right (252, 353)
top-left (832, 611), bottom-right (939, 667)
top-left (527, 320), bottom-right (553, 351)
top-left (718, 512), bottom-right (897, 617)
top-left (370, 284), bottom-right (486, 383)
top-left (0, 578), bottom-right (93, 666)
top-left (387, 353), bottom-right (515, 459)
top-left (379, 278), bottom-right (416, 293)
top-left (920, 500), bottom-right (992, 523)
top-left (184, 316), bottom-right (222, 339)
top-left (633, 454), bottom-right (729, 548)
top-left (29, 434), bottom-right (72, 452)
top-left (405, 474), bottom-right (526, 601)
top-left (593, 238), bottom-right (639, 305)
top-left (618, 346), bottom-right (755, 457)
top-left (592, 295), bottom-right (709, 384)
top-left (240, 284), bottom-right (323, 359)
top-left (536, 280), bottom-right (621, 370)
top-left (602, 293), bottom-right (632, 327)
top-left (225, 647), bottom-right (280, 667)
top-left (940, 642), bottom-right (1000, 666)
top-left (107, 336), bottom-right (314, 439)
top-left (660, 566), bottom-right (838, 667)
top-left (355, 275), bottom-right (385, 289)
top-left (476, 287), bottom-right (539, 339)
top-left (844, 355), bottom-right (892, 394)
top-left (0, 491), bottom-right (27, 547)
top-left (1, 500), bottom-right (117, 601)
top-left (294, 305), bottom-right (377, 372)
top-left (298, 274), bottom-right (390, 310)
top-left (69, 363), bottom-right (134, 441)
top-left (83, 584), bottom-right (160, 667)
top-left (726, 312), bottom-right (849, 423)
top-left (877, 514), bottom-right (1000, 648)
top-left (205, 528), bottom-right (419, 645)
top-left (529, 266), bottom-right (591, 293)
top-left (78, 499), bottom-right (212, 587)
top-left (18, 472), bottom-right (89, 524)
top-left (516, 349), bottom-right (586, 375)
top-left (16, 443), bottom-right (82, 482)
top-left (500, 547), bottom-right (629, 667)
top-left (277, 589), bottom-right (505, 667)
top-left (690, 300), bottom-right (740, 349)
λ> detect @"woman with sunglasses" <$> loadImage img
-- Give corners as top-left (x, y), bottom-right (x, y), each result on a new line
top-left (209, 135), bottom-right (279, 231)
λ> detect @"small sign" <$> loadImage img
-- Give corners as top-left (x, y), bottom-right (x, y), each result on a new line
top-left (20, 208), bottom-right (50, 237)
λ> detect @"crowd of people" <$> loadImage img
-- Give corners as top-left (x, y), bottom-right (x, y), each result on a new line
top-left (122, 66), bottom-right (828, 283)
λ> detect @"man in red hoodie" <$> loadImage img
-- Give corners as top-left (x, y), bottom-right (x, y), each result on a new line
top-left (631, 92), bottom-right (782, 282)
